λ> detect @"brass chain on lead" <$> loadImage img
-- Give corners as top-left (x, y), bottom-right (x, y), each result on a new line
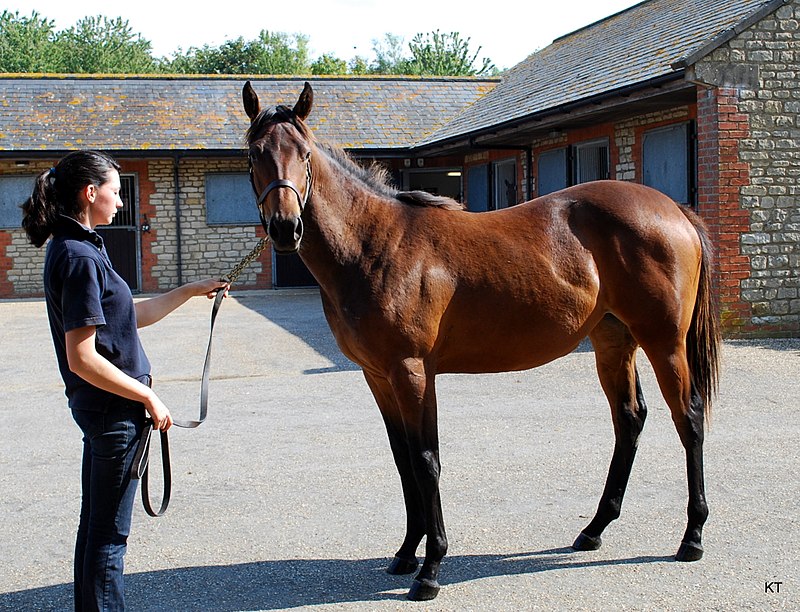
top-left (220, 236), bottom-right (270, 285)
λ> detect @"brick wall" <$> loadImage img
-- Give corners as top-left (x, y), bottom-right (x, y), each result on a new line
top-left (693, 0), bottom-right (800, 336)
top-left (696, 87), bottom-right (755, 335)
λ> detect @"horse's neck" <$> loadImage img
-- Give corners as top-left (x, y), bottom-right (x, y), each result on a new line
top-left (301, 163), bottom-right (391, 278)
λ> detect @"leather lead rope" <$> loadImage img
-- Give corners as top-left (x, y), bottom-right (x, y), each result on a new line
top-left (131, 236), bottom-right (269, 517)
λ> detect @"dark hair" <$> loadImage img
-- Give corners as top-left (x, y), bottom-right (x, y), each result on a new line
top-left (21, 150), bottom-right (121, 247)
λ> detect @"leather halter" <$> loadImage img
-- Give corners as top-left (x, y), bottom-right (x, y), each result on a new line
top-left (252, 157), bottom-right (313, 235)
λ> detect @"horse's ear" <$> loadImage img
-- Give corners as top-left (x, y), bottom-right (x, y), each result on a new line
top-left (242, 81), bottom-right (261, 122)
top-left (294, 82), bottom-right (313, 121)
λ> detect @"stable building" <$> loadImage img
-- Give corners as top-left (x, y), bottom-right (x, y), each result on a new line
top-left (1, 0), bottom-right (798, 337)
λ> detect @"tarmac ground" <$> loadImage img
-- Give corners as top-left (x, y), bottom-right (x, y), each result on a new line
top-left (1, 289), bottom-right (798, 611)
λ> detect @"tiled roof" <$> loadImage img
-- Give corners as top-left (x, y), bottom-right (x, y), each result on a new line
top-left (0, 76), bottom-right (497, 153)
top-left (416, 0), bottom-right (788, 146)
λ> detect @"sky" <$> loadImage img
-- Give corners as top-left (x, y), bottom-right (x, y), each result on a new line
top-left (8, 0), bottom-right (644, 70)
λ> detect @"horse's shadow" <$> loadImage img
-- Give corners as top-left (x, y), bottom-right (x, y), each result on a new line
top-left (1, 548), bottom-right (672, 611)
top-left (234, 291), bottom-right (360, 374)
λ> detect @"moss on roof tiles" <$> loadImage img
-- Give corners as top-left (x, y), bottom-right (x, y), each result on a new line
top-left (1, 76), bottom-right (497, 152)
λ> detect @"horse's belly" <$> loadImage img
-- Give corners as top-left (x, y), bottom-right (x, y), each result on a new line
top-left (435, 298), bottom-right (600, 374)
top-left (436, 329), bottom-right (586, 373)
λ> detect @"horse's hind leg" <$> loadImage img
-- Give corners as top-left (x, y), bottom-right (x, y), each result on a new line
top-left (574, 315), bottom-right (647, 552)
top-left (642, 343), bottom-right (708, 562)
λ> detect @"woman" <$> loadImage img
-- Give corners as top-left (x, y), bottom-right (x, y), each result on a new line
top-left (22, 150), bottom-right (228, 611)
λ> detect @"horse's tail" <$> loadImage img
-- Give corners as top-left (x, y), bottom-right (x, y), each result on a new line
top-left (681, 207), bottom-right (721, 420)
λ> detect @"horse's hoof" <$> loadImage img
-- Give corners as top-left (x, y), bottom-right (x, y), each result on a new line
top-left (572, 531), bottom-right (602, 551)
top-left (676, 541), bottom-right (704, 562)
top-left (407, 578), bottom-right (440, 601)
top-left (386, 555), bottom-right (419, 575)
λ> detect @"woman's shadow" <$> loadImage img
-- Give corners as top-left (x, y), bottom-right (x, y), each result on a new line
top-left (1, 548), bottom-right (672, 611)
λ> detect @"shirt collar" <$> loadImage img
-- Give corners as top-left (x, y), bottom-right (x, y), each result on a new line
top-left (53, 215), bottom-right (104, 249)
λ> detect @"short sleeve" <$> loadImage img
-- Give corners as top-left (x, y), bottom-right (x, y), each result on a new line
top-left (61, 255), bottom-right (107, 332)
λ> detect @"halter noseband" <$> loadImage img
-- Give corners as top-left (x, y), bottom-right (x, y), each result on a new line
top-left (252, 157), bottom-right (313, 236)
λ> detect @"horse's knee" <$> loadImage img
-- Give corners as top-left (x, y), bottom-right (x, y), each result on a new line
top-left (411, 448), bottom-right (441, 485)
top-left (618, 404), bottom-right (646, 443)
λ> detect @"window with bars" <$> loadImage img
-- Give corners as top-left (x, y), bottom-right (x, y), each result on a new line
top-left (105, 175), bottom-right (137, 228)
top-left (574, 139), bottom-right (610, 184)
top-left (536, 138), bottom-right (610, 197)
top-left (493, 159), bottom-right (517, 209)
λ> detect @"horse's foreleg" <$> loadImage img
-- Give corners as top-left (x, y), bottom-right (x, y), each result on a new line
top-left (575, 317), bottom-right (646, 551)
top-left (389, 360), bottom-right (447, 601)
top-left (363, 372), bottom-right (425, 575)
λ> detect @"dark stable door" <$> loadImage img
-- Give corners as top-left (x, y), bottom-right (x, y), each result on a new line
top-left (96, 175), bottom-right (139, 291)
top-left (273, 252), bottom-right (317, 287)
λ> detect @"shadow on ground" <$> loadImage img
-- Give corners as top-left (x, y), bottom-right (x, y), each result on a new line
top-left (1, 548), bottom-right (672, 611)
top-left (234, 291), bottom-right (360, 374)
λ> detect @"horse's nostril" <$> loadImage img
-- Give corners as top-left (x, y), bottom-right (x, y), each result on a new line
top-left (267, 218), bottom-right (282, 243)
top-left (268, 216), bottom-right (303, 250)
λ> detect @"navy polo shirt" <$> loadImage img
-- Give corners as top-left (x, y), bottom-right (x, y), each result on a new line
top-left (44, 215), bottom-right (151, 411)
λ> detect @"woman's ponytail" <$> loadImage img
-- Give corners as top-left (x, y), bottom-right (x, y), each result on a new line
top-left (21, 168), bottom-right (59, 248)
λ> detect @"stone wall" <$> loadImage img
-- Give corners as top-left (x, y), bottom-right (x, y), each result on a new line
top-left (174, 158), bottom-right (270, 289)
top-left (138, 157), bottom-right (271, 292)
top-left (693, 0), bottom-right (800, 336)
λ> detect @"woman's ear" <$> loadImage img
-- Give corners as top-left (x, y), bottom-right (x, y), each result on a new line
top-left (83, 184), bottom-right (97, 204)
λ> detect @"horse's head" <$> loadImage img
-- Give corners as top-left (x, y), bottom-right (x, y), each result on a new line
top-left (243, 81), bottom-right (314, 253)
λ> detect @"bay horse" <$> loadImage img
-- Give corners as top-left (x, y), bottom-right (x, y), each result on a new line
top-left (242, 81), bottom-right (720, 601)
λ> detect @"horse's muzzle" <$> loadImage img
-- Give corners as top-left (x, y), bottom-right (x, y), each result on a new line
top-left (268, 215), bottom-right (303, 253)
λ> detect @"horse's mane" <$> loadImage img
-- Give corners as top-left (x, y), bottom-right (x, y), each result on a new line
top-left (246, 106), bottom-right (463, 211)
top-left (319, 143), bottom-right (464, 211)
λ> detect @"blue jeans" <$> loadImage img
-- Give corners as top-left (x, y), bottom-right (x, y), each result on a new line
top-left (72, 402), bottom-right (146, 612)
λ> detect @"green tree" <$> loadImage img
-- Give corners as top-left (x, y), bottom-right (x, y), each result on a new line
top-left (406, 30), bottom-right (495, 76)
top-left (0, 10), bottom-right (59, 72)
top-left (348, 56), bottom-right (369, 75)
top-left (370, 33), bottom-right (408, 74)
top-left (311, 53), bottom-right (348, 75)
top-left (165, 31), bottom-right (311, 74)
top-left (55, 15), bottom-right (156, 73)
